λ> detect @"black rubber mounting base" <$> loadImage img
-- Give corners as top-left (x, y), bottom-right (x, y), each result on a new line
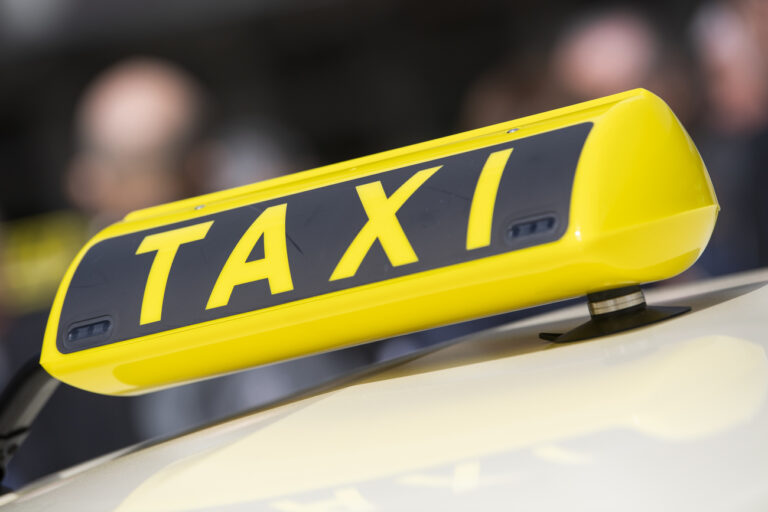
top-left (539, 305), bottom-right (691, 343)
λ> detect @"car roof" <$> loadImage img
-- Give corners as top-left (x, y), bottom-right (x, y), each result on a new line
top-left (3, 269), bottom-right (768, 511)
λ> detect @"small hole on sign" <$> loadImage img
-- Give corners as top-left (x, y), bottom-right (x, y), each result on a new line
top-left (507, 128), bottom-right (518, 134)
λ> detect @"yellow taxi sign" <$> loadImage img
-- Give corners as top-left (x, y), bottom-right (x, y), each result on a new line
top-left (41, 89), bottom-right (718, 395)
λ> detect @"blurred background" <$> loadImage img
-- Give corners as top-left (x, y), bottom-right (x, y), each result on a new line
top-left (1, 0), bottom-right (767, 487)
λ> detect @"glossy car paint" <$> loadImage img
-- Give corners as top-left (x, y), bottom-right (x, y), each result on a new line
top-left (4, 269), bottom-right (767, 511)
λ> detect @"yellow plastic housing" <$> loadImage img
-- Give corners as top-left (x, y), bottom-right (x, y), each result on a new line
top-left (41, 89), bottom-right (718, 395)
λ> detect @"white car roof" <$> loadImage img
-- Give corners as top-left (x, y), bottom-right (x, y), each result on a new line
top-left (3, 269), bottom-right (768, 511)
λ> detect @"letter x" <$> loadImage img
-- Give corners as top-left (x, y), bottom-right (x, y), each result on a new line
top-left (330, 166), bottom-right (441, 281)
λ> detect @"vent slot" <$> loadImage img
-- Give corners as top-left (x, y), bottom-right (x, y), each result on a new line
top-left (67, 318), bottom-right (112, 343)
top-left (508, 216), bottom-right (556, 239)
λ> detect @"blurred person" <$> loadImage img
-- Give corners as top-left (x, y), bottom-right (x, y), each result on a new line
top-left (734, 0), bottom-right (768, 69)
top-left (462, 7), bottom-right (695, 131)
top-left (66, 57), bottom-right (209, 229)
top-left (738, 0), bottom-right (768, 267)
top-left (4, 57), bottom-right (212, 486)
top-left (62, 57), bottom-right (296, 441)
top-left (691, 2), bottom-right (768, 134)
top-left (689, 2), bottom-right (768, 275)
top-left (0, 212), bottom-right (87, 316)
top-left (550, 6), bottom-right (696, 123)
top-left (551, 8), bottom-right (659, 100)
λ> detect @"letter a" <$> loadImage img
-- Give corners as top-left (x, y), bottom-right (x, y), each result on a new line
top-left (207, 203), bottom-right (293, 309)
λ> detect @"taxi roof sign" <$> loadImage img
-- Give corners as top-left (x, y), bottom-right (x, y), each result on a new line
top-left (41, 89), bottom-right (718, 395)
